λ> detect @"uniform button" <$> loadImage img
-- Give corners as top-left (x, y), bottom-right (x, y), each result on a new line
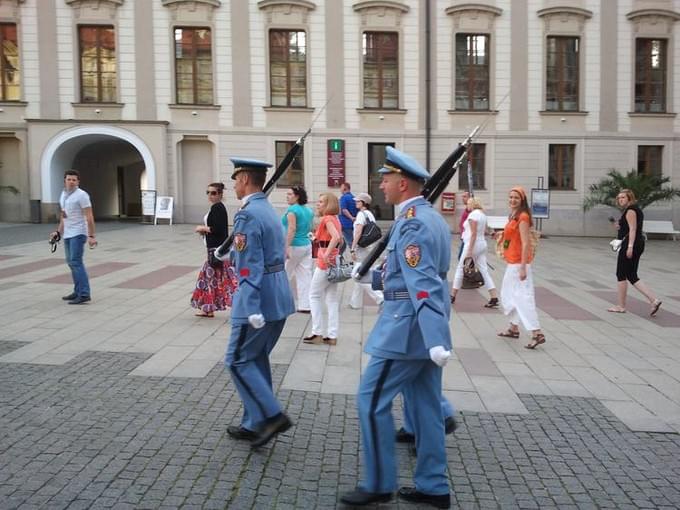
top-left (393, 314), bottom-right (399, 318)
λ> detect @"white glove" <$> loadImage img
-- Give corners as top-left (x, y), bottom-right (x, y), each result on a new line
top-left (429, 346), bottom-right (451, 367)
top-left (248, 314), bottom-right (265, 329)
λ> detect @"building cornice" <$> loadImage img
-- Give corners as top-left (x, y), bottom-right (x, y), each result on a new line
top-left (161, 0), bottom-right (221, 8)
top-left (445, 3), bottom-right (502, 18)
top-left (352, 1), bottom-right (409, 14)
top-left (258, 0), bottom-right (316, 11)
top-left (626, 9), bottom-right (680, 22)
top-left (537, 7), bottom-right (592, 20)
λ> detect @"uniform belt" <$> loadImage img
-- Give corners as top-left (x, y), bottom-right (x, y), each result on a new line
top-left (383, 290), bottom-right (410, 301)
top-left (264, 263), bottom-right (285, 274)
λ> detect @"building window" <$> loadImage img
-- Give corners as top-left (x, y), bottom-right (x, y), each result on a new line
top-left (458, 144), bottom-right (486, 190)
top-left (546, 36), bottom-right (579, 111)
top-left (455, 34), bottom-right (489, 110)
top-left (79, 25), bottom-right (116, 103)
top-left (549, 144), bottom-right (575, 190)
top-left (638, 145), bottom-right (663, 177)
top-left (0, 24), bottom-right (20, 101)
top-left (363, 32), bottom-right (398, 109)
top-left (174, 27), bottom-right (213, 105)
top-left (275, 141), bottom-right (304, 187)
top-left (635, 38), bottom-right (667, 113)
top-left (269, 30), bottom-right (306, 107)
top-left (368, 142), bottom-right (395, 220)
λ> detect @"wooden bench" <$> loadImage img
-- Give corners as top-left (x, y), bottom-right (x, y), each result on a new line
top-left (643, 220), bottom-right (680, 240)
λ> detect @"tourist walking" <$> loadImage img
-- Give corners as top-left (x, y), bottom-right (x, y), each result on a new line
top-left (282, 185), bottom-right (314, 313)
top-left (349, 192), bottom-right (384, 309)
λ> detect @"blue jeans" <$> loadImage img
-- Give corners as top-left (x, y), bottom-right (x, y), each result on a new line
top-left (341, 227), bottom-right (353, 255)
top-left (64, 234), bottom-right (91, 297)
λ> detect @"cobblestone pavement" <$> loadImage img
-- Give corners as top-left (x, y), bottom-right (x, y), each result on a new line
top-left (1, 349), bottom-right (679, 509)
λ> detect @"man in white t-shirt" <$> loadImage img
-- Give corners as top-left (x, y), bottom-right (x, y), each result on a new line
top-left (50, 170), bottom-right (97, 304)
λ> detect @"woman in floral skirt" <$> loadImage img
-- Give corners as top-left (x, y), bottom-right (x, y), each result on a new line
top-left (191, 182), bottom-right (238, 317)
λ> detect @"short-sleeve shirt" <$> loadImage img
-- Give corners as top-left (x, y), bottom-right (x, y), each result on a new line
top-left (353, 209), bottom-right (376, 236)
top-left (59, 187), bottom-right (92, 239)
top-left (502, 212), bottom-right (533, 264)
top-left (282, 204), bottom-right (314, 246)
top-left (338, 192), bottom-right (358, 229)
top-left (462, 209), bottom-right (487, 244)
top-left (315, 215), bottom-right (341, 270)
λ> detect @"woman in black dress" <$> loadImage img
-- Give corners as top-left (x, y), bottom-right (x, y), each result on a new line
top-left (608, 189), bottom-right (661, 316)
top-left (191, 182), bottom-right (238, 317)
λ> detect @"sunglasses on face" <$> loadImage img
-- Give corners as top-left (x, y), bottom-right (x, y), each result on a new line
top-left (206, 190), bottom-right (219, 196)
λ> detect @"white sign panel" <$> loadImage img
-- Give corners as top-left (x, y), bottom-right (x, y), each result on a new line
top-left (141, 190), bottom-right (156, 216)
top-left (531, 188), bottom-right (550, 219)
top-left (154, 196), bottom-right (174, 224)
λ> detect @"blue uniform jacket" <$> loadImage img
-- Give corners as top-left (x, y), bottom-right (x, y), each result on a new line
top-left (230, 192), bottom-right (295, 324)
top-left (365, 197), bottom-right (452, 359)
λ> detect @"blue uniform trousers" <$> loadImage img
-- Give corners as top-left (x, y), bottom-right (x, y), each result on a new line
top-left (357, 356), bottom-right (449, 495)
top-left (403, 395), bottom-right (454, 435)
top-left (226, 320), bottom-right (285, 429)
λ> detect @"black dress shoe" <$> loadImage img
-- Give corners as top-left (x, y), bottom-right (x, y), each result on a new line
top-left (68, 296), bottom-right (91, 305)
top-left (250, 413), bottom-right (292, 448)
top-left (62, 293), bottom-right (77, 301)
top-left (227, 425), bottom-right (257, 441)
top-left (445, 416), bottom-right (458, 435)
top-left (398, 487), bottom-right (450, 508)
top-left (395, 427), bottom-right (415, 443)
top-left (340, 489), bottom-right (392, 506)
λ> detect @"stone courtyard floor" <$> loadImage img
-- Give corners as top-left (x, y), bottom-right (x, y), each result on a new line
top-left (1, 222), bottom-right (679, 509)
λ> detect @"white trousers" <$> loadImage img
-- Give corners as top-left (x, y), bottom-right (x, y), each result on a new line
top-left (310, 266), bottom-right (340, 338)
top-left (349, 246), bottom-right (384, 308)
top-left (285, 245), bottom-right (313, 311)
top-left (500, 264), bottom-right (540, 331)
top-left (452, 240), bottom-right (496, 291)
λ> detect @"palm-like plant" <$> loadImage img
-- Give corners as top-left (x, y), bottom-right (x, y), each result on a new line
top-left (582, 169), bottom-right (680, 211)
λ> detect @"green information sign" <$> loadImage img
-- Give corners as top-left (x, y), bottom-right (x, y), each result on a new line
top-left (329, 139), bottom-right (343, 152)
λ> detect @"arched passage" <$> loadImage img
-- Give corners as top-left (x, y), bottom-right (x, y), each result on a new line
top-left (40, 126), bottom-right (156, 218)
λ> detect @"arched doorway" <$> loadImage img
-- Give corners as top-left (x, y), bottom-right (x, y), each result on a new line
top-left (40, 126), bottom-right (156, 219)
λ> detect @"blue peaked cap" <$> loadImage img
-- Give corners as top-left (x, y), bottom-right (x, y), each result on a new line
top-left (377, 146), bottom-right (430, 182)
top-left (230, 157), bottom-right (272, 179)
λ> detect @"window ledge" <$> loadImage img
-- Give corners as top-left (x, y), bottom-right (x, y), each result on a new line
top-left (539, 110), bottom-right (588, 116)
top-left (0, 101), bottom-right (28, 107)
top-left (628, 112), bottom-right (676, 118)
top-left (263, 106), bottom-right (314, 113)
top-left (169, 104), bottom-right (221, 110)
top-left (356, 108), bottom-right (407, 115)
top-left (72, 102), bottom-right (124, 109)
top-left (447, 109), bottom-right (498, 115)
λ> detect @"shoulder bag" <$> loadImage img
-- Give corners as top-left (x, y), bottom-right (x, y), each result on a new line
top-left (326, 255), bottom-right (353, 283)
top-left (357, 212), bottom-right (382, 248)
top-left (462, 257), bottom-right (485, 289)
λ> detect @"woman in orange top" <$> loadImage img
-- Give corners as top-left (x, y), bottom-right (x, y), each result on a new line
top-left (497, 187), bottom-right (545, 349)
top-left (304, 192), bottom-right (343, 346)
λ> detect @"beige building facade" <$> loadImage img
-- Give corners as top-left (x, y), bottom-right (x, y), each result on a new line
top-left (0, 0), bottom-right (679, 235)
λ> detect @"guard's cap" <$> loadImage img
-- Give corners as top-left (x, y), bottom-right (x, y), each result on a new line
top-left (230, 157), bottom-right (272, 179)
top-left (377, 146), bottom-right (429, 182)
top-left (353, 192), bottom-right (372, 205)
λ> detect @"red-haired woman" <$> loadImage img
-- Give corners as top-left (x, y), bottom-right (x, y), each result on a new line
top-left (496, 187), bottom-right (545, 349)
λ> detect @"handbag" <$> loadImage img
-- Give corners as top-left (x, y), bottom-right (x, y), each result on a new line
top-left (207, 247), bottom-right (223, 269)
top-left (462, 257), bottom-right (485, 289)
top-left (357, 220), bottom-right (382, 248)
top-left (326, 255), bottom-right (353, 283)
top-left (609, 239), bottom-right (623, 252)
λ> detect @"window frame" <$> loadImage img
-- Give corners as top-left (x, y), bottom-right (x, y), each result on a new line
top-left (367, 142), bottom-right (395, 220)
top-left (173, 26), bottom-right (214, 106)
top-left (362, 31), bottom-right (399, 110)
top-left (637, 145), bottom-right (663, 177)
top-left (634, 38), bottom-right (667, 113)
top-left (548, 144), bottom-right (576, 191)
top-left (274, 140), bottom-right (305, 188)
top-left (458, 144), bottom-right (486, 190)
top-left (0, 23), bottom-right (20, 102)
top-left (545, 36), bottom-right (579, 112)
top-left (455, 33), bottom-right (490, 111)
top-left (268, 29), bottom-right (307, 108)
top-left (78, 24), bottom-right (117, 103)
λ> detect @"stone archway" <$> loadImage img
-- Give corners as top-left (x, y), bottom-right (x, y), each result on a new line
top-left (40, 126), bottom-right (156, 218)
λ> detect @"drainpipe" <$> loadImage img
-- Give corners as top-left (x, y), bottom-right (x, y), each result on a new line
top-left (425, 0), bottom-right (432, 171)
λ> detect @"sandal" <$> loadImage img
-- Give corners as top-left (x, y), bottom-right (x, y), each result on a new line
top-left (525, 333), bottom-right (546, 350)
top-left (498, 328), bottom-right (519, 338)
top-left (650, 300), bottom-right (662, 317)
top-left (484, 298), bottom-right (499, 308)
top-left (195, 311), bottom-right (214, 318)
top-left (607, 307), bottom-right (626, 313)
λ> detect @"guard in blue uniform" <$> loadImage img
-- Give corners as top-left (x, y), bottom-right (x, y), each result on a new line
top-left (341, 147), bottom-right (453, 509)
top-left (222, 158), bottom-right (296, 448)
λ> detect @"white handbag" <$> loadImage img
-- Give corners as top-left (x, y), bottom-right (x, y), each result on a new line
top-left (609, 239), bottom-right (623, 252)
